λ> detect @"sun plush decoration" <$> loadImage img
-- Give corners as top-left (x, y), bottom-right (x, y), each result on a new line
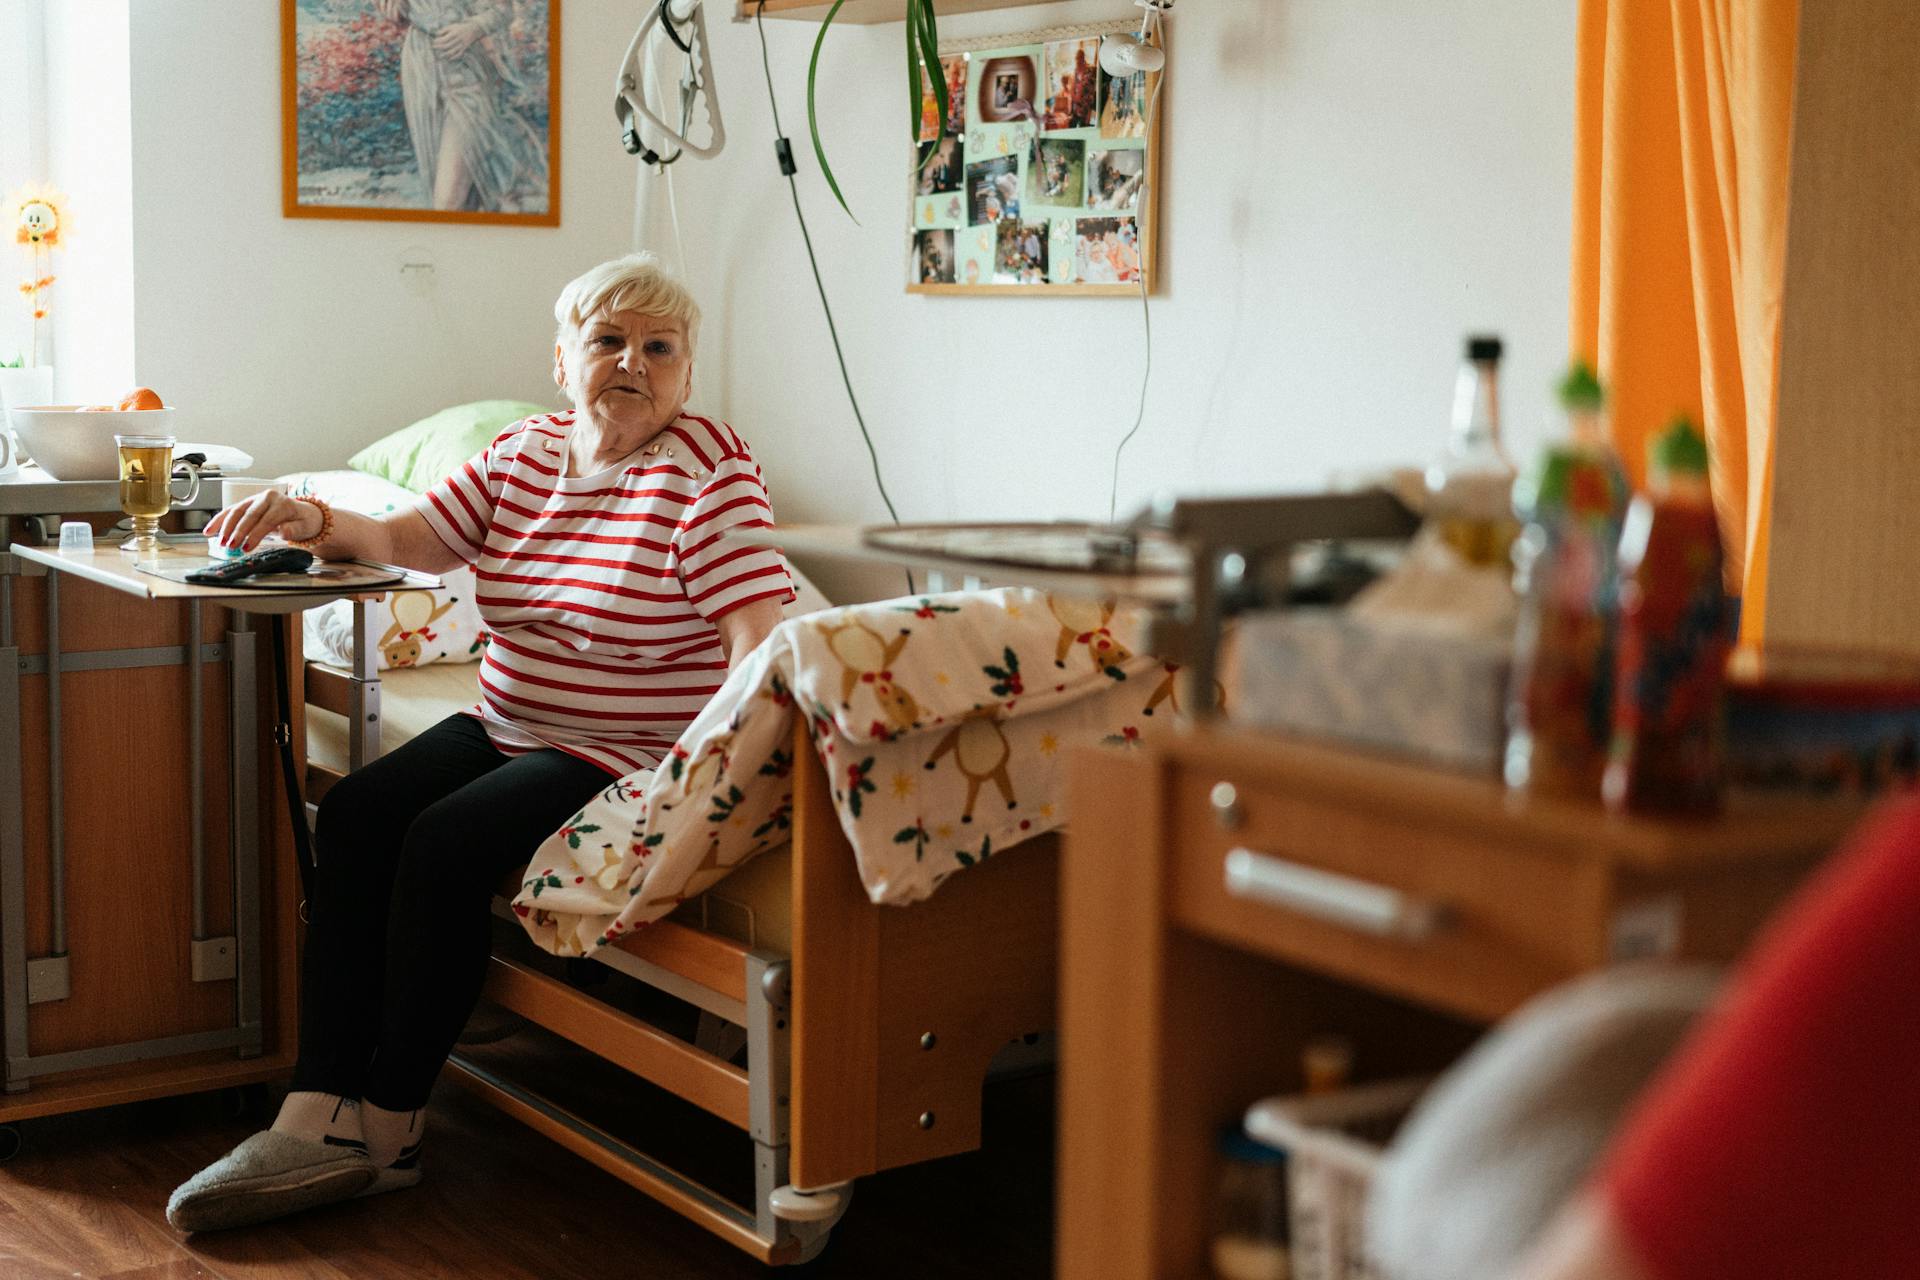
top-left (5, 183), bottom-right (70, 363)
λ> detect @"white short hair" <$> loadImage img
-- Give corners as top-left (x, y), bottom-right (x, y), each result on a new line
top-left (553, 252), bottom-right (701, 354)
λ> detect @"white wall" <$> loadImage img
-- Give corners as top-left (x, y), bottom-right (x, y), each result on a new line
top-left (124, 0), bottom-right (634, 473)
top-left (680, 0), bottom-right (1578, 524)
top-left (0, 1), bottom-right (46, 368)
top-left (112, 0), bottom-right (1573, 513)
top-left (44, 0), bottom-right (135, 401)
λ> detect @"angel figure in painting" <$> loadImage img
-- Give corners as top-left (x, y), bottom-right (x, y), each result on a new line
top-left (377, 0), bottom-right (548, 212)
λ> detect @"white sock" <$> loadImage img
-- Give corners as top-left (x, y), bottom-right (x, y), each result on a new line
top-left (270, 1091), bottom-right (366, 1155)
top-left (361, 1101), bottom-right (425, 1169)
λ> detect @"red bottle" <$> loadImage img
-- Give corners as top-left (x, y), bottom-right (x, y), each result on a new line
top-left (1604, 417), bottom-right (1730, 815)
top-left (1506, 364), bottom-right (1629, 798)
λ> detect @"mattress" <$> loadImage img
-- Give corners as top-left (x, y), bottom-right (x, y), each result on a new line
top-left (304, 661), bottom-right (793, 952)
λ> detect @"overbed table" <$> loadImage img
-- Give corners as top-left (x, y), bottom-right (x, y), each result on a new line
top-left (0, 531), bottom-right (435, 1146)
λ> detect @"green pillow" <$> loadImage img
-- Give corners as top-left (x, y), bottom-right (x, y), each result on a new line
top-left (349, 400), bottom-right (553, 493)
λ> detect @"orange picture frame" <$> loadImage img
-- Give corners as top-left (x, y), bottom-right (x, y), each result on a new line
top-left (281, 0), bottom-right (561, 227)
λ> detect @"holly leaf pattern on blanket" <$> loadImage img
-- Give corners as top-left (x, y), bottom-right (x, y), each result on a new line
top-left (983, 647), bottom-right (1025, 698)
top-left (509, 587), bottom-right (1181, 959)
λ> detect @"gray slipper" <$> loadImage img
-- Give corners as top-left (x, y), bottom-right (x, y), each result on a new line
top-left (167, 1130), bottom-right (376, 1232)
top-left (357, 1137), bottom-right (424, 1199)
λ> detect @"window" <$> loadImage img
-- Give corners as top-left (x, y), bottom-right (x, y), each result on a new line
top-left (0, 0), bottom-right (48, 366)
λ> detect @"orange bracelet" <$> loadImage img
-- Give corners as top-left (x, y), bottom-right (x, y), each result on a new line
top-left (289, 495), bottom-right (335, 548)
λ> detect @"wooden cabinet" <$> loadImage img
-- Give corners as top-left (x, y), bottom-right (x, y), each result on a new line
top-left (0, 517), bottom-right (301, 1133)
top-left (1056, 728), bottom-right (1857, 1280)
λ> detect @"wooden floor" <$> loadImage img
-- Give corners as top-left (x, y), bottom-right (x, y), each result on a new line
top-left (0, 1061), bottom-right (1055, 1279)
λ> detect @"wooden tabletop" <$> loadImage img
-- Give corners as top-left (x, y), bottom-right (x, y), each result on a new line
top-left (8, 539), bottom-right (441, 613)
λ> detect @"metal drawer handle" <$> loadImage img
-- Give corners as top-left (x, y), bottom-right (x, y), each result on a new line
top-left (1222, 848), bottom-right (1449, 942)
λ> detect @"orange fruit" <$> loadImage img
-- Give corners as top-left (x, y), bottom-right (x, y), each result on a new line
top-left (117, 387), bottom-right (164, 411)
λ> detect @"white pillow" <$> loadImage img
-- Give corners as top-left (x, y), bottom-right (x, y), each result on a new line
top-left (282, 470), bottom-right (488, 671)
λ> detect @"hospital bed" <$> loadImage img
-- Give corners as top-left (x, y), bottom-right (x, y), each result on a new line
top-left (298, 585), bottom-right (1064, 1264)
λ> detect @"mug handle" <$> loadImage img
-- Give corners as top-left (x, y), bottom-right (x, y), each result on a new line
top-left (170, 460), bottom-right (202, 509)
top-left (0, 426), bottom-right (15, 471)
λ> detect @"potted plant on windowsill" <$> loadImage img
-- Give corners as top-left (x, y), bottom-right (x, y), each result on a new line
top-left (2, 184), bottom-right (66, 441)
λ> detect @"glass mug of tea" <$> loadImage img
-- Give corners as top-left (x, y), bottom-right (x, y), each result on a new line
top-left (115, 433), bottom-right (200, 552)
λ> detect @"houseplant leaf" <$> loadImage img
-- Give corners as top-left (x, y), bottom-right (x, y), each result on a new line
top-left (806, 0), bottom-right (857, 219)
top-left (907, 0), bottom-right (925, 156)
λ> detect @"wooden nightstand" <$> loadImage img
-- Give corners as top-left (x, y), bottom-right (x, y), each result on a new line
top-left (1056, 727), bottom-right (1858, 1279)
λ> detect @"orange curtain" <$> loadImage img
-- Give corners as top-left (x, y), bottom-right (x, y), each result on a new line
top-left (1569, 0), bottom-right (1797, 635)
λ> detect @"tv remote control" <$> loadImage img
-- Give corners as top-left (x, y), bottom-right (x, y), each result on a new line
top-left (184, 547), bottom-right (316, 585)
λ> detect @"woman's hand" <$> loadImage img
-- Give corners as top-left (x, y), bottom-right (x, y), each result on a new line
top-left (432, 18), bottom-right (486, 58)
top-left (204, 491), bottom-right (323, 554)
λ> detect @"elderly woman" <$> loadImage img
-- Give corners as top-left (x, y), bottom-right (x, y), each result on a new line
top-left (167, 253), bottom-right (793, 1232)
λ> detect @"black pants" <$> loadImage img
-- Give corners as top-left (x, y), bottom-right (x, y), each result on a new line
top-left (290, 714), bottom-right (611, 1110)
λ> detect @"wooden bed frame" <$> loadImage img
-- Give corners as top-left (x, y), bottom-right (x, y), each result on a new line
top-left (306, 656), bottom-right (1059, 1265)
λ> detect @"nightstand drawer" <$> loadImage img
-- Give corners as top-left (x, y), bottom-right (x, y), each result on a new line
top-left (1169, 767), bottom-right (1605, 1020)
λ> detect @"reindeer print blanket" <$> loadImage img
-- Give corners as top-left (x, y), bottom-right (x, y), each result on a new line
top-left (510, 588), bottom-right (1187, 957)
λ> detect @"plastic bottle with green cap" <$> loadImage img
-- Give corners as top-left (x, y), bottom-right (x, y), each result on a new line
top-left (1504, 361), bottom-right (1631, 798)
top-left (1604, 415), bottom-right (1731, 814)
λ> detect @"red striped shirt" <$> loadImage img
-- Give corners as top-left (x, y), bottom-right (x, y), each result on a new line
top-left (417, 412), bottom-right (794, 775)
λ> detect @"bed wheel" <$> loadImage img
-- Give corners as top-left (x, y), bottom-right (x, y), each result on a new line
top-left (0, 1124), bottom-right (23, 1162)
top-left (770, 1181), bottom-right (850, 1223)
top-left (776, 1182), bottom-right (852, 1266)
top-left (792, 1221), bottom-right (835, 1266)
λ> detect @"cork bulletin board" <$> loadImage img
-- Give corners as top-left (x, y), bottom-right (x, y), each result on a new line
top-left (907, 19), bottom-right (1164, 296)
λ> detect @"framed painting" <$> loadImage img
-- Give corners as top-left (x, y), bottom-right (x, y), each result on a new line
top-left (907, 19), bottom-right (1163, 297)
top-left (281, 0), bottom-right (561, 226)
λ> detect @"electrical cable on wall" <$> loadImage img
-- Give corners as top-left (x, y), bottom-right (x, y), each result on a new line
top-left (752, 0), bottom-right (917, 594)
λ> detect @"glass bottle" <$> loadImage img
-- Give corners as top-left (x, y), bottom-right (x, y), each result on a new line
top-left (1425, 335), bottom-right (1519, 567)
top-left (1505, 363), bottom-right (1630, 798)
top-left (1604, 417), bottom-right (1730, 814)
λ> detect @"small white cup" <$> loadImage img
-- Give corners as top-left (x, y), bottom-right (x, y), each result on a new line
top-left (58, 521), bottom-right (92, 551)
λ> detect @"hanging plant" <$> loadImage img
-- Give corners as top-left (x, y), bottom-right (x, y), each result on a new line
top-left (807, 0), bottom-right (948, 219)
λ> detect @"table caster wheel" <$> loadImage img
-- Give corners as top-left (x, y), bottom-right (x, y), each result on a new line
top-left (0, 1124), bottom-right (23, 1162)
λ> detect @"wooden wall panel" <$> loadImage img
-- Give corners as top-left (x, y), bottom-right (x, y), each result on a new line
top-left (1762, 3), bottom-right (1920, 654)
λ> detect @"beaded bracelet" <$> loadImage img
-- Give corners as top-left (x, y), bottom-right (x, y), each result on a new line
top-left (288, 495), bottom-right (335, 549)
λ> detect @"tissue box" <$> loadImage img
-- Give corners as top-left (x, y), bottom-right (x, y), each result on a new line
top-left (1230, 608), bottom-right (1511, 774)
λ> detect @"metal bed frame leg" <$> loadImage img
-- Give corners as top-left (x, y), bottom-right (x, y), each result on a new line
top-left (747, 951), bottom-right (848, 1262)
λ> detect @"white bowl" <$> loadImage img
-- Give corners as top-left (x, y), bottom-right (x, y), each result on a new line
top-left (7, 405), bottom-right (179, 480)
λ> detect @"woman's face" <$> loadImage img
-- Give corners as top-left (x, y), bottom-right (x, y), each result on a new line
top-left (554, 307), bottom-right (694, 436)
